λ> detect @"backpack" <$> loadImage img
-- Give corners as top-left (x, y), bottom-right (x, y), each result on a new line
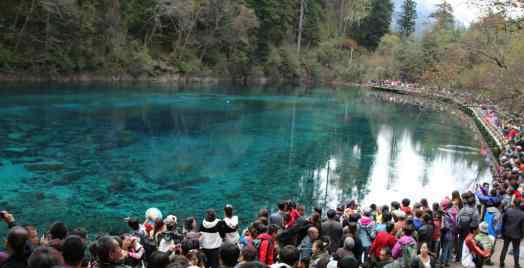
top-left (253, 237), bottom-right (272, 263)
top-left (400, 243), bottom-right (417, 268)
top-left (458, 207), bottom-right (477, 233)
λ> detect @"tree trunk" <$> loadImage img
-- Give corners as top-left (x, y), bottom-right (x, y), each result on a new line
top-left (297, 0), bottom-right (305, 56)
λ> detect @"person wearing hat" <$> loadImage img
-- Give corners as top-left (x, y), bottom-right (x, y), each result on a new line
top-left (475, 222), bottom-right (495, 266)
top-left (462, 224), bottom-right (490, 268)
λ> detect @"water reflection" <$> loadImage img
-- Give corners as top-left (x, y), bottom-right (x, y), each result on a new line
top-left (0, 85), bottom-right (492, 233)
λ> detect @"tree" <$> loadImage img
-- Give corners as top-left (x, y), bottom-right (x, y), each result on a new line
top-left (430, 1), bottom-right (455, 31)
top-left (398, 0), bottom-right (417, 38)
top-left (350, 0), bottom-right (394, 50)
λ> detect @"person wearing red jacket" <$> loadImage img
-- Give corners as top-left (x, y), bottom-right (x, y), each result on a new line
top-left (462, 225), bottom-right (490, 268)
top-left (369, 222), bottom-right (397, 259)
top-left (286, 202), bottom-right (303, 229)
top-left (257, 224), bottom-right (279, 265)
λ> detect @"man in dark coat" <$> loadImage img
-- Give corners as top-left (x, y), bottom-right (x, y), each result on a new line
top-left (321, 209), bottom-right (343, 254)
top-left (500, 200), bottom-right (524, 268)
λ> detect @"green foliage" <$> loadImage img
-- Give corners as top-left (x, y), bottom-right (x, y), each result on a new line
top-left (398, 0), bottom-right (417, 38)
top-left (350, 0), bottom-right (394, 50)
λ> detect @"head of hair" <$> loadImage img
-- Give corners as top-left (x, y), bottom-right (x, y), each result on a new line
top-left (314, 236), bottom-right (330, 253)
top-left (327, 209), bottom-right (337, 219)
top-left (6, 226), bottom-right (29, 259)
top-left (279, 245), bottom-right (299, 266)
top-left (278, 201), bottom-right (287, 211)
top-left (167, 255), bottom-right (190, 268)
top-left (401, 198), bottom-right (410, 207)
top-left (49, 222), bottom-right (68, 240)
top-left (391, 201), bottom-right (400, 210)
top-left (239, 261), bottom-right (267, 268)
top-left (149, 251), bottom-right (171, 268)
top-left (206, 209), bottom-right (216, 222)
top-left (414, 209), bottom-right (423, 218)
top-left (184, 217), bottom-right (196, 231)
top-left (343, 237), bottom-right (355, 250)
top-left (70, 228), bottom-right (88, 240)
top-left (382, 212), bottom-right (392, 223)
top-left (181, 238), bottom-right (200, 255)
top-left (127, 218), bottom-right (140, 231)
top-left (240, 247), bottom-right (258, 262)
top-left (403, 224), bottom-right (415, 236)
top-left (224, 205), bottom-right (234, 218)
top-left (381, 247), bottom-right (392, 257)
top-left (258, 208), bottom-right (269, 219)
top-left (337, 256), bottom-right (359, 268)
top-left (62, 235), bottom-right (85, 266)
top-left (268, 224), bottom-right (279, 235)
top-left (95, 236), bottom-right (120, 264)
top-left (28, 246), bottom-right (64, 268)
top-left (422, 213), bottom-right (432, 223)
top-left (386, 222), bottom-right (395, 233)
top-left (220, 242), bottom-right (240, 267)
top-left (288, 201), bottom-right (297, 209)
top-left (420, 198), bottom-right (429, 208)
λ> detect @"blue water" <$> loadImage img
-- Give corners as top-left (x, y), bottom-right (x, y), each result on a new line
top-left (0, 84), bottom-right (491, 234)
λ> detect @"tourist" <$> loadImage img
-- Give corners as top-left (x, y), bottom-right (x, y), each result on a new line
top-left (1, 226), bottom-right (30, 268)
top-left (456, 191), bottom-right (480, 263)
top-left (93, 236), bottom-right (127, 268)
top-left (200, 209), bottom-right (223, 268)
top-left (237, 247), bottom-right (257, 267)
top-left (158, 215), bottom-right (183, 253)
top-left (27, 246), bottom-right (63, 268)
top-left (500, 199), bottom-right (524, 268)
top-left (61, 235), bottom-right (86, 268)
top-left (337, 256), bottom-right (359, 268)
top-left (345, 223), bottom-right (364, 263)
top-left (335, 237), bottom-right (356, 260)
top-left (270, 245), bottom-right (299, 268)
top-left (121, 234), bottom-right (145, 268)
top-left (321, 209), bottom-right (343, 254)
top-left (400, 199), bottom-right (411, 216)
top-left (392, 212), bottom-right (406, 237)
top-left (269, 201), bottom-right (288, 229)
top-left (439, 198), bottom-right (457, 267)
top-left (375, 213), bottom-right (391, 233)
top-left (184, 217), bottom-right (201, 241)
top-left (222, 205), bottom-right (240, 245)
top-left (391, 225), bottom-right (417, 267)
top-left (475, 222), bottom-right (495, 267)
top-left (369, 223), bottom-right (396, 262)
top-left (430, 210), bottom-right (441, 259)
top-left (286, 202), bottom-right (302, 228)
top-left (416, 214), bottom-right (434, 252)
top-left (45, 222), bottom-right (68, 252)
top-left (147, 251), bottom-right (171, 268)
top-left (461, 225), bottom-right (490, 268)
top-left (310, 238), bottom-right (330, 268)
top-left (376, 248), bottom-right (396, 268)
top-left (299, 227), bottom-right (319, 268)
top-left (256, 224), bottom-right (278, 265)
top-left (219, 242), bottom-right (240, 268)
top-left (357, 208), bottom-right (376, 263)
top-left (410, 243), bottom-right (435, 268)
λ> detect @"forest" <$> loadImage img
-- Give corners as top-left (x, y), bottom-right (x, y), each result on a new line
top-left (0, 0), bottom-right (523, 105)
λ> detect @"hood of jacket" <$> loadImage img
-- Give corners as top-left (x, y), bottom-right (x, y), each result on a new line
top-left (202, 219), bottom-right (220, 229)
top-left (397, 235), bottom-right (416, 246)
top-left (224, 216), bottom-right (239, 229)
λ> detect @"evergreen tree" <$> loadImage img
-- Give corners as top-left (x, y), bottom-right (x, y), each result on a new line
top-left (398, 0), bottom-right (417, 38)
top-left (351, 0), bottom-right (394, 50)
top-left (430, 1), bottom-right (455, 30)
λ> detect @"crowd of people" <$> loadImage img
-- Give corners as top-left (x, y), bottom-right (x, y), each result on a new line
top-left (1, 87), bottom-right (523, 268)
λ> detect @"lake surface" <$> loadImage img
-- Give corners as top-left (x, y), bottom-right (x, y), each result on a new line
top-left (0, 84), bottom-right (492, 233)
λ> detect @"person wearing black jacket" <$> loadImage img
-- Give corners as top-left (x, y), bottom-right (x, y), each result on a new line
top-left (417, 214), bottom-right (434, 253)
top-left (500, 200), bottom-right (524, 268)
top-left (321, 210), bottom-right (343, 254)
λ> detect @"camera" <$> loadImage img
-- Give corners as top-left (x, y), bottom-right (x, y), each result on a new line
top-left (158, 231), bottom-right (184, 245)
top-left (0, 211), bottom-right (6, 219)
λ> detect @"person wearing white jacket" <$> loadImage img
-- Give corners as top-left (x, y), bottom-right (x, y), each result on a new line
top-left (200, 209), bottom-right (222, 268)
top-left (222, 205), bottom-right (240, 245)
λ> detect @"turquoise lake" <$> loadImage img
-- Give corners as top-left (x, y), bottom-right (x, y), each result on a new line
top-left (0, 84), bottom-right (492, 234)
